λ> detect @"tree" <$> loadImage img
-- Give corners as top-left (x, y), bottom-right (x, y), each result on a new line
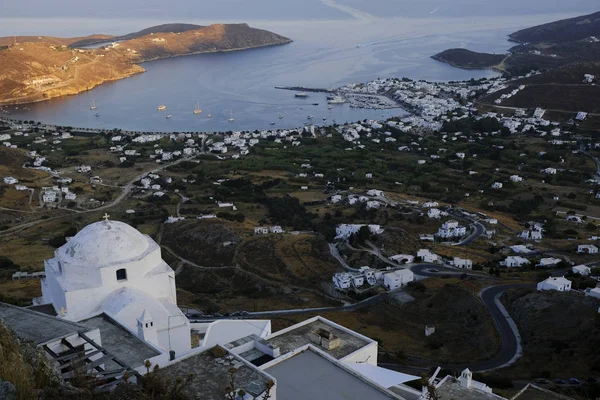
top-left (421, 376), bottom-right (440, 400)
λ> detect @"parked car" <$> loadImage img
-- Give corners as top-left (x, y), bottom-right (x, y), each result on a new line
top-left (569, 378), bottom-right (581, 385)
top-left (554, 379), bottom-right (566, 384)
top-left (534, 379), bottom-right (550, 385)
top-left (429, 268), bottom-right (439, 273)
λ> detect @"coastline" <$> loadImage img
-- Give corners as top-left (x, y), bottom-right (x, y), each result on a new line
top-left (0, 40), bottom-right (292, 107)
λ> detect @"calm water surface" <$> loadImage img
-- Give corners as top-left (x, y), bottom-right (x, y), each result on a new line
top-left (1, 0), bottom-right (598, 132)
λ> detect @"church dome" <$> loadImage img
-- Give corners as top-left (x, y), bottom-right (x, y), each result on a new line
top-left (57, 220), bottom-right (150, 267)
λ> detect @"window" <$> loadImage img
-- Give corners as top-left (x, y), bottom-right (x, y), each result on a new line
top-left (116, 268), bottom-right (127, 281)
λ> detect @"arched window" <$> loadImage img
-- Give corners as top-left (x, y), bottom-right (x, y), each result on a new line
top-left (116, 268), bottom-right (127, 281)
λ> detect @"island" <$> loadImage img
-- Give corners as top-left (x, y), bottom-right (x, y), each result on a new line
top-left (0, 23), bottom-right (292, 105)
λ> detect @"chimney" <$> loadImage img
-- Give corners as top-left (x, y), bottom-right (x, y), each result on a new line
top-left (137, 309), bottom-right (159, 347)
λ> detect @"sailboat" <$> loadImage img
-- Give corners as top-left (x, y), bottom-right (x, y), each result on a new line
top-left (228, 110), bottom-right (235, 122)
top-left (90, 101), bottom-right (97, 110)
top-left (207, 113), bottom-right (212, 118)
top-left (278, 113), bottom-right (284, 119)
top-left (166, 114), bottom-right (172, 119)
top-left (194, 102), bottom-right (202, 115)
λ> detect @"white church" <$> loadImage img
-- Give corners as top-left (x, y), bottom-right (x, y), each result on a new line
top-left (40, 215), bottom-right (191, 357)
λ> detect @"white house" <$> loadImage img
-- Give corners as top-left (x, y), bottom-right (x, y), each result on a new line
top-left (436, 220), bottom-right (467, 239)
top-left (365, 173), bottom-right (373, 179)
top-left (65, 192), bottom-right (77, 201)
top-left (40, 218), bottom-right (191, 357)
top-left (541, 167), bottom-right (557, 175)
top-left (534, 108), bottom-right (546, 118)
top-left (503, 256), bottom-right (530, 268)
top-left (3, 177), bottom-right (18, 185)
top-left (510, 175), bottom-right (523, 182)
top-left (383, 269), bottom-right (414, 290)
top-left (537, 276), bottom-right (571, 292)
top-left (332, 273), bottom-right (352, 290)
top-left (417, 249), bottom-right (438, 263)
top-left (254, 227), bottom-right (269, 235)
top-left (584, 287), bottom-right (600, 299)
top-left (453, 257), bottom-right (473, 269)
top-left (578, 244), bottom-right (598, 254)
top-left (572, 265), bottom-right (591, 276)
top-left (389, 254), bottom-right (415, 264)
top-left (269, 226), bottom-right (284, 234)
top-left (520, 229), bottom-right (543, 241)
top-left (42, 191), bottom-right (57, 203)
top-left (538, 257), bottom-right (562, 267)
top-left (427, 208), bottom-right (442, 219)
top-left (491, 182), bottom-right (503, 189)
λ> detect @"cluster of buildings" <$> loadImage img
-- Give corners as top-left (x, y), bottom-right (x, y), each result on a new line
top-left (0, 217), bottom-right (576, 399)
top-left (332, 266), bottom-right (415, 292)
top-left (0, 218), bottom-right (431, 399)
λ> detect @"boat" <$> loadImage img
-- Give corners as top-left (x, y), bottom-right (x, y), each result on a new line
top-left (194, 102), bottom-right (202, 114)
top-left (312, 103), bottom-right (319, 106)
top-left (328, 96), bottom-right (346, 104)
top-left (278, 114), bottom-right (284, 119)
top-left (228, 110), bottom-right (235, 122)
top-left (94, 113), bottom-right (100, 117)
top-left (166, 114), bottom-right (172, 119)
top-left (270, 122), bottom-right (275, 126)
top-left (207, 113), bottom-right (212, 118)
top-left (327, 105), bottom-right (333, 109)
top-left (295, 92), bottom-right (309, 98)
top-left (158, 105), bottom-right (167, 111)
top-left (307, 115), bottom-right (313, 120)
top-left (90, 101), bottom-right (97, 110)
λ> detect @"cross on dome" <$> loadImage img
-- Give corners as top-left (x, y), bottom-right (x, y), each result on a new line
top-left (102, 213), bottom-right (110, 222)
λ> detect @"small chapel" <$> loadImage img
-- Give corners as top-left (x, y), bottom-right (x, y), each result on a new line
top-left (40, 215), bottom-right (191, 357)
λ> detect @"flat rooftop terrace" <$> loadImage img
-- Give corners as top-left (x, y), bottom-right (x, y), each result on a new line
top-left (265, 319), bottom-right (370, 359)
top-left (265, 348), bottom-right (400, 400)
top-left (156, 346), bottom-right (272, 399)
top-left (79, 314), bottom-right (160, 369)
top-left (0, 302), bottom-right (85, 344)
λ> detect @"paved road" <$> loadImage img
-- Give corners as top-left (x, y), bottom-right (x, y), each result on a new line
top-left (383, 283), bottom-right (534, 373)
top-left (456, 220), bottom-right (486, 246)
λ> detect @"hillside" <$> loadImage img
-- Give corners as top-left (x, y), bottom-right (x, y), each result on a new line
top-left (504, 289), bottom-right (600, 378)
top-left (509, 11), bottom-right (600, 44)
top-left (68, 23), bottom-right (204, 48)
top-left (0, 23), bottom-right (292, 105)
top-left (0, 34), bottom-right (114, 48)
top-left (432, 11), bottom-right (600, 75)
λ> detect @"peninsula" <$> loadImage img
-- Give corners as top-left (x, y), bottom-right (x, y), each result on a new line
top-left (432, 11), bottom-right (600, 75)
top-left (0, 23), bottom-right (292, 105)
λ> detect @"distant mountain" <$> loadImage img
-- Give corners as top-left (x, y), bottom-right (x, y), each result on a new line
top-left (509, 11), bottom-right (600, 44)
top-left (69, 23), bottom-right (204, 48)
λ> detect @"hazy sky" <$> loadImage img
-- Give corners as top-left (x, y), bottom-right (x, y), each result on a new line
top-left (4, 0), bottom-right (598, 20)
top-left (1, 0), bottom-right (597, 37)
